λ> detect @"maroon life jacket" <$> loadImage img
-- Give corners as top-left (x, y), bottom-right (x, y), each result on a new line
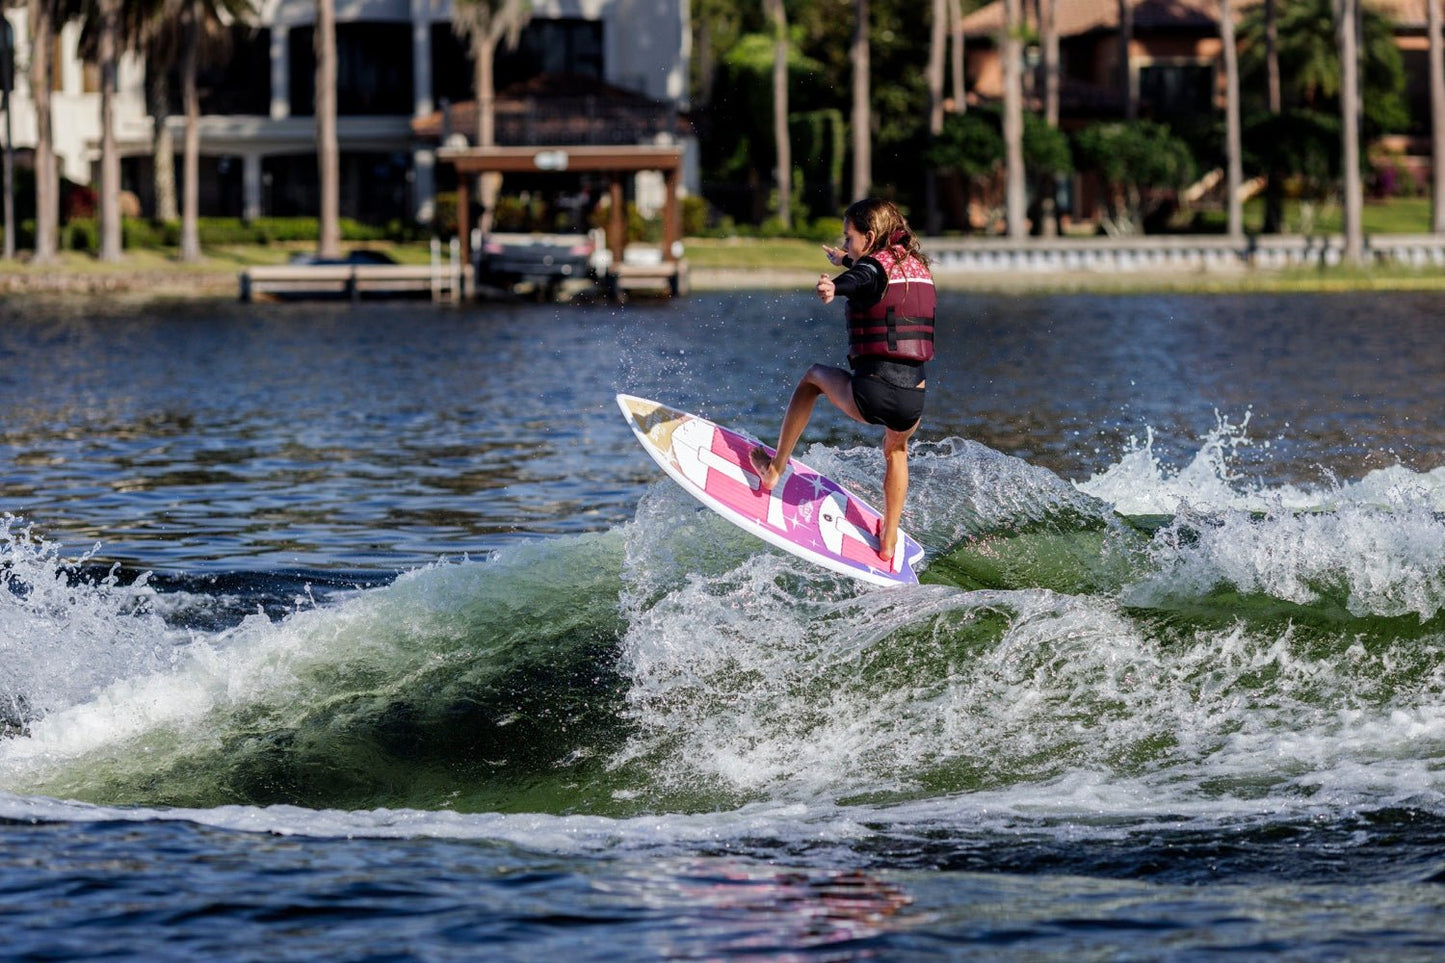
top-left (845, 248), bottom-right (936, 363)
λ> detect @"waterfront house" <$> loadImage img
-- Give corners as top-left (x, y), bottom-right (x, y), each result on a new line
top-left (0, 0), bottom-right (693, 229)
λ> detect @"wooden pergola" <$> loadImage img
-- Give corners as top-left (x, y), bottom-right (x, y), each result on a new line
top-left (436, 144), bottom-right (684, 270)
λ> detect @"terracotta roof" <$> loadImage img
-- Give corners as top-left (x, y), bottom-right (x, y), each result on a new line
top-left (961, 0), bottom-right (1218, 37)
top-left (961, 0), bottom-right (1429, 38)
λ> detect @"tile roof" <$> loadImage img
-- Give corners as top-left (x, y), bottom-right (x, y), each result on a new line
top-left (960, 0), bottom-right (1430, 38)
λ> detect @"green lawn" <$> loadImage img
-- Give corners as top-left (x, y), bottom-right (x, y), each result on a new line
top-left (1190, 195), bottom-right (1436, 236)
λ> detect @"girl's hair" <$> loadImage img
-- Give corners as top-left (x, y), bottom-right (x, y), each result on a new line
top-left (844, 197), bottom-right (930, 269)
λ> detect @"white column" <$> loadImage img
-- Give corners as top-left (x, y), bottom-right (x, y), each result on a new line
top-left (412, 148), bottom-right (435, 224)
top-left (270, 27), bottom-right (290, 120)
top-left (243, 152), bottom-right (262, 220)
top-left (411, 0), bottom-right (433, 118)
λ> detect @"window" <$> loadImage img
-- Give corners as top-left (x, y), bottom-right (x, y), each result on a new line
top-left (161, 28), bottom-right (271, 116)
top-left (1138, 62), bottom-right (1214, 117)
top-left (430, 17), bottom-right (603, 104)
top-left (289, 23), bottom-right (414, 116)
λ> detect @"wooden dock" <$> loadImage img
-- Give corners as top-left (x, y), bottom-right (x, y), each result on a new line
top-left (602, 256), bottom-right (690, 299)
top-left (239, 241), bottom-right (469, 303)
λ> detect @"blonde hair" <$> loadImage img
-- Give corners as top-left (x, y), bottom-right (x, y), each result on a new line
top-left (844, 198), bottom-right (930, 269)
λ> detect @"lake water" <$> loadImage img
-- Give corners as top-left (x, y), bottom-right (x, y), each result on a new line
top-left (2, 286), bottom-right (1444, 959)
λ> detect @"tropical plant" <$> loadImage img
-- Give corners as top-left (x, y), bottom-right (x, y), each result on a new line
top-left (1237, 0), bottom-right (1406, 130)
top-left (1074, 120), bottom-right (1195, 234)
top-left (926, 107), bottom-right (1071, 233)
top-left (1237, 0), bottom-right (1404, 245)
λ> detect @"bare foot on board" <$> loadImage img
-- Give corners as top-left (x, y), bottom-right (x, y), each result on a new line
top-left (876, 522), bottom-right (900, 572)
top-left (749, 447), bottom-right (781, 489)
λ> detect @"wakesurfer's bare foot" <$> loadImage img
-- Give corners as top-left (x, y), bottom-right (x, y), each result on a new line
top-left (877, 523), bottom-right (899, 571)
top-left (749, 447), bottom-right (780, 489)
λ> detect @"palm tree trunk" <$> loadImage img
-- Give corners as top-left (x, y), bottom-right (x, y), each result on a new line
top-left (1337, 0), bottom-right (1364, 264)
top-left (147, 54), bottom-right (178, 222)
top-left (949, 0), bottom-right (965, 111)
top-left (1043, 0), bottom-right (1058, 125)
top-left (180, 12), bottom-right (202, 262)
top-left (315, 0), bottom-right (341, 259)
top-left (475, 34), bottom-right (494, 148)
top-left (2, 18), bottom-right (14, 261)
top-left (843, 0), bottom-right (867, 200)
top-left (472, 36), bottom-right (502, 237)
top-left (1221, 0), bottom-right (1243, 240)
top-left (1040, 0), bottom-right (1060, 236)
top-left (1118, 0), bottom-right (1135, 120)
top-left (767, 0), bottom-right (791, 227)
top-left (1263, 0), bottom-right (1283, 233)
top-left (850, 0), bottom-right (870, 202)
top-left (1429, 0), bottom-right (1445, 232)
top-left (28, 0), bottom-right (57, 263)
top-left (926, 0), bottom-right (946, 233)
top-left (98, 0), bottom-right (122, 261)
top-left (1003, 0), bottom-right (1026, 237)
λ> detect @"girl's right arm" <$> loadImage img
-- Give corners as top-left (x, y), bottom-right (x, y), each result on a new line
top-left (830, 259), bottom-right (886, 301)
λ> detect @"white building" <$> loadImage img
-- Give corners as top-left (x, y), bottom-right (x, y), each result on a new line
top-left (0, 0), bottom-right (692, 226)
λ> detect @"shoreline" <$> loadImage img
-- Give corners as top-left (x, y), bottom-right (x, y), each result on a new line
top-left (4, 258), bottom-right (1445, 300)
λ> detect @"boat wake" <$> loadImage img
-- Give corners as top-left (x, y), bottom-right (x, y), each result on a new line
top-left (2, 418), bottom-right (1443, 834)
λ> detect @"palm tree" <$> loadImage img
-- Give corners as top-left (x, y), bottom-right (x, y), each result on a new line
top-left (762, 0), bottom-right (790, 227)
top-left (1337, 0), bottom-right (1363, 264)
top-left (26, 0), bottom-right (63, 263)
top-left (315, 0), bottom-right (339, 258)
top-left (1003, 0), bottom-right (1025, 236)
top-left (1221, 0), bottom-right (1243, 240)
top-left (926, 0), bottom-right (944, 231)
top-left (450, 0), bottom-right (530, 236)
top-left (850, 0), bottom-right (869, 202)
top-left (2, 10), bottom-right (15, 259)
top-left (1238, 0), bottom-right (1403, 238)
top-left (949, 0), bottom-right (966, 109)
top-left (1429, 0), bottom-right (1445, 232)
top-left (144, 50), bottom-right (177, 221)
top-left (1042, 0), bottom-right (1058, 125)
top-left (1039, 0), bottom-right (1060, 235)
top-left (1118, 0), bottom-right (1135, 119)
top-left (95, 0), bottom-right (122, 261)
top-left (153, 0), bottom-right (253, 261)
top-left (1263, 0), bottom-right (1283, 232)
top-left (131, 0), bottom-right (253, 240)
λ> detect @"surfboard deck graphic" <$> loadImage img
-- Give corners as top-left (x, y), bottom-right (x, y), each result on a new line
top-left (616, 393), bottom-right (924, 587)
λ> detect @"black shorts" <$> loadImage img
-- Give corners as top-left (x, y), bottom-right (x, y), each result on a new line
top-left (850, 357), bottom-right (926, 433)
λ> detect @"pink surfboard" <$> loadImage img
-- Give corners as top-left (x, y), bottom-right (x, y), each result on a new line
top-left (617, 394), bottom-right (924, 587)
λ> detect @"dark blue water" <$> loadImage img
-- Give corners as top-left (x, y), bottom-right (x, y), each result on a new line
top-left (2, 288), bottom-right (1444, 959)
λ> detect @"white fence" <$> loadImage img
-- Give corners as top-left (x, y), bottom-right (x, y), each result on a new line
top-left (926, 233), bottom-right (1445, 274)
